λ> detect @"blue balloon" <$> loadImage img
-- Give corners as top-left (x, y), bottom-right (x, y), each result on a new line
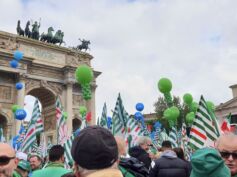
top-left (107, 116), bottom-right (112, 129)
top-left (16, 82), bottom-right (23, 90)
top-left (13, 50), bottom-right (23, 60)
top-left (134, 112), bottom-right (143, 121)
top-left (15, 109), bottom-right (27, 120)
top-left (10, 60), bottom-right (18, 68)
top-left (136, 103), bottom-right (144, 112)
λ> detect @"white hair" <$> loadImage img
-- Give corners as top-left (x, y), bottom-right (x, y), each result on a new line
top-left (137, 136), bottom-right (152, 146)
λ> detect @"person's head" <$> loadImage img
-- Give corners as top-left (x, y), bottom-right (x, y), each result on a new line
top-left (215, 133), bottom-right (237, 176)
top-left (49, 145), bottom-right (65, 163)
top-left (161, 140), bottom-right (172, 151)
top-left (190, 148), bottom-right (230, 177)
top-left (29, 154), bottom-right (41, 171)
top-left (16, 160), bottom-right (31, 177)
top-left (71, 126), bottom-right (118, 177)
top-left (137, 136), bottom-right (152, 151)
top-left (0, 143), bottom-right (17, 177)
top-left (173, 147), bottom-right (185, 160)
top-left (115, 136), bottom-right (127, 157)
top-left (16, 152), bottom-right (27, 162)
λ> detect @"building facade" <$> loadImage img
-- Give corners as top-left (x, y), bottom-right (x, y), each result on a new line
top-left (0, 31), bottom-right (100, 143)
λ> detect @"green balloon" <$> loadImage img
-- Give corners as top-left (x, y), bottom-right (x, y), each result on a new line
top-left (164, 108), bottom-right (172, 120)
top-left (186, 112), bottom-right (195, 124)
top-left (206, 101), bottom-right (215, 112)
top-left (79, 106), bottom-right (87, 116)
top-left (75, 65), bottom-right (93, 84)
top-left (191, 102), bottom-right (198, 112)
top-left (183, 93), bottom-right (193, 104)
top-left (164, 106), bottom-right (180, 121)
top-left (170, 106), bottom-right (180, 120)
top-left (11, 105), bottom-right (21, 113)
top-left (63, 112), bottom-right (68, 119)
top-left (157, 78), bottom-right (172, 93)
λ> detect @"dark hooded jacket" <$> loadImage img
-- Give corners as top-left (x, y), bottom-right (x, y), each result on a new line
top-left (149, 150), bottom-right (190, 177)
top-left (128, 146), bottom-right (151, 169)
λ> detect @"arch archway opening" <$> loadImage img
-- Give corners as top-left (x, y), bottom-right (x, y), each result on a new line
top-left (0, 114), bottom-right (7, 141)
top-left (73, 118), bottom-right (81, 132)
top-left (25, 87), bottom-right (56, 134)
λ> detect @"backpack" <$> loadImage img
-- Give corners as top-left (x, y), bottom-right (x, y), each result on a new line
top-left (119, 157), bottom-right (149, 177)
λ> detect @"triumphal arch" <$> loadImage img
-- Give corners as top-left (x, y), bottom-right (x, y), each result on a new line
top-left (0, 31), bottom-right (100, 142)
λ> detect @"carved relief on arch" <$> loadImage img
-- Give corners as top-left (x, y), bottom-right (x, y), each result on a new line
top-left (25, 79), bottom-right (63, 96)
top-left (0, 38), bottom-right (19, 51)
top-left (25, 79), bottom-right (40, 93)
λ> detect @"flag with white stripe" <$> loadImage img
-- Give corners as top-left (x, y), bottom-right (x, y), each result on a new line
top-left (125, 117), bottom-right (143, 148)
top-left (99, 103), bottom-right (108, 129)
top-left (0, 127), bottom-right (5, 142)
top-left (112, 93), bottom-right (129, 137)
top-left (168, 126), bottom-right (178, 148)
top-left (64, 134), bottom-right (75, 167)
top-left (56, 97), bottom-right (68, 144)
top-left (188, 95), bottom-right (219, 150)
top-left (21, 100), bottom-right (40, 152)
top-left (33, 100), bottom-right (43, 134)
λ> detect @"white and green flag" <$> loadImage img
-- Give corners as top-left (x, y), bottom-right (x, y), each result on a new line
top-left (99, 103), bottom-right (108, 129)
top-left (21, 100), bottom-right (41, 152)
top-left (112, 93), bottom-right (129, 137)
top-left (188, 95), bottom-right (219, 150)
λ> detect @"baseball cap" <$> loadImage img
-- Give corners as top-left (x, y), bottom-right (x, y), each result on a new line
top-left (71, 126), bottom-right (118, 170)
top-left (190, 148), bottom-right (230, 177)
top-left (17, 160), bottom-right (31, 172)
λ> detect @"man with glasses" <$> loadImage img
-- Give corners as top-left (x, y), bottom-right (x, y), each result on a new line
top-left (0, 143), bottom-right (17, 177)
top-left (216, 133), bottom-right (237, 177)
top-left (128, 136), bottom-right (153, 169)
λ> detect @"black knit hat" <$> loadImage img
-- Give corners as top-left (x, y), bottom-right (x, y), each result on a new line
top-left (71, 126), bottom-right (118, 170)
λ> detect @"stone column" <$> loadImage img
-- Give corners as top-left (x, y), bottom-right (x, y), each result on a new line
top-left (66, 82), bottom-right (73, 134)
top-left (15, 75), bottom-right (26, 135)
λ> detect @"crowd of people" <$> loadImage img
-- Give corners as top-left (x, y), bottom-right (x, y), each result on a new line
top-left (0, 126), bottom-right (236, 177)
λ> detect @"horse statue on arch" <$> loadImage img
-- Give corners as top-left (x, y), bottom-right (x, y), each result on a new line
top-left (24, 21), bottom-right (31, 38)
top-left (40, 27), bottom-right (54, 43)
top-left (51, 30), bottom-right (65, 45)
top-left (77, 38), bottom-right (90, 51)
top-left (16, 20), bottom-right (24, 36)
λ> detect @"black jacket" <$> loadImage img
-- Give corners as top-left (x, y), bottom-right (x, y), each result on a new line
top-left (129, 146), bottom-right (151, 169)
top-left (149, 151), bottom-right (191, 177)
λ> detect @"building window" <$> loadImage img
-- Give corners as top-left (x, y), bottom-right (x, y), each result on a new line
top-left (230, 114), bottom-right (237, 125)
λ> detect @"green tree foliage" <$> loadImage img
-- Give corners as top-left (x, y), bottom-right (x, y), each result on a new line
top-left (153, 96), bottom-right (189, 131)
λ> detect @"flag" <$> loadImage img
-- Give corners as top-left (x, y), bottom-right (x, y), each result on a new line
top-left (99, 103), bottom-right (108, 129)
top-left (168, 126), bottom-right (178, 148)
top-left (33, 100), bottom-right (44, 134)
top-left (56, 97), bottom-right (68, 144)
top-left (188, 96), bottom-right (219, 150)
top-left (0, 127), bottom-right (4, 142)
top-left (221, 113), bottom-right (231, 133)
top-left (30, 140), bottom-right (38, 153)
top-left (64, 134), bottom-right (75, 167)
top-left (125, 117), bottom-right (143, 148)
top-left (21, 100), bottom-right (40, 152)
top-left (112, 93), bottom-right (129, 137)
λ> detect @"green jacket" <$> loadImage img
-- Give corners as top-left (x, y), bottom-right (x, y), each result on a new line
top-left (31, 162), bottom-right (71, 177)
top-left (119, 166), bottom-right (135, 177)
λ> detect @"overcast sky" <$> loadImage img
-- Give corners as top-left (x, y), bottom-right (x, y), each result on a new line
top-left (1, 0), bottom-right (237, 118)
